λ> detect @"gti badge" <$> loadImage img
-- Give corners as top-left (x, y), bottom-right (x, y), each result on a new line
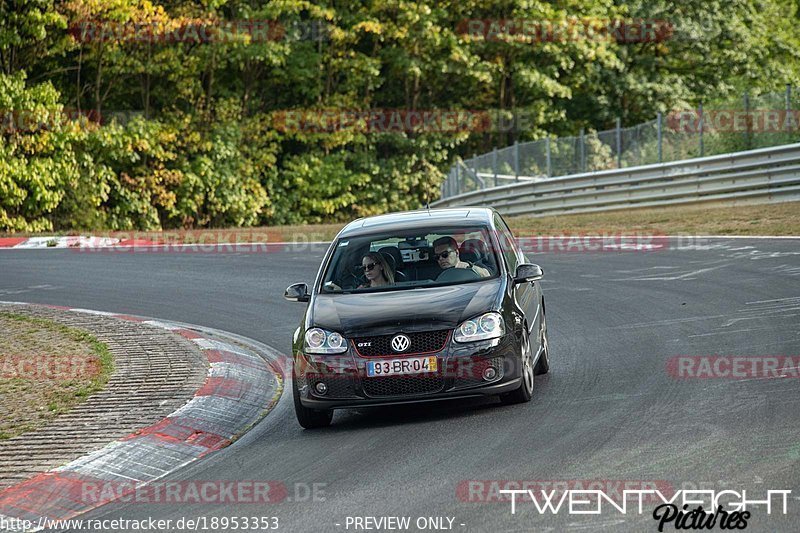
top-left (391, 334), bottom-right (411, 353)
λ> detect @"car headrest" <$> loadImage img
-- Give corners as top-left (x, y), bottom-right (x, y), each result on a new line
top-left (379, 251), bottom-right (396, 272)
top-left (459, 239), bottom-right (489, 264)
top-left (378, 246), bottom-right (403, 268)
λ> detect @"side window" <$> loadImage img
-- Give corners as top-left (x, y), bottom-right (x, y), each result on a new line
top-left (493, 214), bottom-right (519, 273)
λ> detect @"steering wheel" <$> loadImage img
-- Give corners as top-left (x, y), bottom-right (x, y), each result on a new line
top-left (436, 267), bottom-right (481, 282)
top-left (341, 266), bottom-right (367, 289)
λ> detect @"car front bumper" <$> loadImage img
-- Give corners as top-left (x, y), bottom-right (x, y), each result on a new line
top-left (294, 332), bottom-right (523, 410)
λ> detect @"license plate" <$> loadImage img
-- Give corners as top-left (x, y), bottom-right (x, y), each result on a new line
top-left (366, 356), bottom-right (438, 377)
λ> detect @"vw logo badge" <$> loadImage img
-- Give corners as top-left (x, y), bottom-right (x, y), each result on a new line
top-left (391, 334), bottom-right (411, 353)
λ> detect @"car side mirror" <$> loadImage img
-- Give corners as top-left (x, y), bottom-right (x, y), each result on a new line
top-left (514, 263), bottom-right (543, 284)
top-left (284, 283), bottom-right (310, 302)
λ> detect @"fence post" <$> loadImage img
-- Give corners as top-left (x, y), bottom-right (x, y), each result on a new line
top-left (615, 117), bottom-right (622, 168)
top-left (472, 153), bottom-right (482, 189)
top-left (513, 141), bottom-right (520, 181)
top-left (492, 147), bottom-right (498, 187)
top-left (657, 112), bottom-right (663, 163)
top-left (699, 102), bottom-right (704, 157)
top-left (455, 162), bottom-right (461, 195)
top-left (744, 91), bottom-right (750, 150)
top-left (545, 137), bottom-right (552, 177)
top-left (579, 128), bottom-right (586, 173)
top-left (787, 84), bottom-right (792, 112)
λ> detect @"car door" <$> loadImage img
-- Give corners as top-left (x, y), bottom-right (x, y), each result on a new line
top-left (494, 214), bottom-right (541, 345)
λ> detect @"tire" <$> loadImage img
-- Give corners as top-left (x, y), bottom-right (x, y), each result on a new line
top-left (292, 374), bottom-right (333, 429)
top-left (534, 307), bottom-right (550, 375)
top-left (500, 325), bottom-right (534, 405)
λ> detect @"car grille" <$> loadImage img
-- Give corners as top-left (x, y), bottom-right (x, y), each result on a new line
top-left (452, 357), bottom-right (504, 389)
top-left (353, 330), bottom-right (450, 357)
top-left (362, 374), bottom-right (445, 397)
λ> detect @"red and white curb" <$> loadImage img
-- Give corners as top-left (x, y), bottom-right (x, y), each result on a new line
top-left (0, 303), bottom-right (284, 532)
top-left (0, 236), bottom-right (329, 251)
top-left (0, 237), bottom-right (121, 249)
top-left (1, 235), bottom-right (798, 254)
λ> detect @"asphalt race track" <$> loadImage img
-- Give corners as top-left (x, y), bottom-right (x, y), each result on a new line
top-left (1, 237), bottom-right (799, 532)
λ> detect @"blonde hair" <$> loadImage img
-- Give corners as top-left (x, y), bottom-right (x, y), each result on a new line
top-left (364, 252), bottom-right (395, 284)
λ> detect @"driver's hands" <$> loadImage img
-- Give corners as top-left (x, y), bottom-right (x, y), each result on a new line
top-left (324, 281), bottom-right (342, 291)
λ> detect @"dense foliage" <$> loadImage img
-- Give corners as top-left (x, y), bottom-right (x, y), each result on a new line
top-left (1, 0), bottom-right (799, 231)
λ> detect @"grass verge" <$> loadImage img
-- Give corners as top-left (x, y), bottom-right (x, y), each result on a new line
top-left (507, 201), bottom-right (800, 236)
top-left (0, 312), bottom-right (114, 439)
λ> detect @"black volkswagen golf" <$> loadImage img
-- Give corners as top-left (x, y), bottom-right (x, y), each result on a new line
top-left (284, 207), bottom-right (549, 428)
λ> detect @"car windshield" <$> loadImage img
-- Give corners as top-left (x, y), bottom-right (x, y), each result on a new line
top-left (320, 226), bottom-right (499, 293)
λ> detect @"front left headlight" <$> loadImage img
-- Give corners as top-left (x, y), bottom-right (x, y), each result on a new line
top-left (454, 312), bottom-right (505, 343)
top-left (304, 327), bottom-right (348, 354)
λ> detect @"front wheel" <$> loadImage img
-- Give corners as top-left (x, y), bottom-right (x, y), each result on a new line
top-left (500, 326), bottom-right (534, 405)
top-left (292, 374), bottom-right (333, 429)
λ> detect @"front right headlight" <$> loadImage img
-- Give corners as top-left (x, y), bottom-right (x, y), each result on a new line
top-left (454, 312), bottom-right (505, 343)
top-left (304, 328), bottom-right (348, 354)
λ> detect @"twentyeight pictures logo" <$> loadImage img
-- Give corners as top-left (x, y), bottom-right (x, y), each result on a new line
top-left (458, 481), bottom-right (792, 531)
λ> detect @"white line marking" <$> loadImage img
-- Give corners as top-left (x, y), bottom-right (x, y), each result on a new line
top-left (611, 265), bottom-right (728, 281)
top-left (69, 308), bottom-right (117, 316)
top-left (193, 338), bottom-right (255, 357)
top-left (615, 265), bottom-right (681, 273)
top-left (745, 296), bottom-right (800, 305)
top-left (610, 314), bottom-right (730, 329)
top-left (142, 319), bottom-right (182, 330)
top-left (688, 328), bottom-right (771, 338)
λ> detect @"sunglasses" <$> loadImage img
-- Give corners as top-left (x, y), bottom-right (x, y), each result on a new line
top-left (358, 262), bottom-right (377, 272)
top-left (435, 250), bottom-right (454, 260)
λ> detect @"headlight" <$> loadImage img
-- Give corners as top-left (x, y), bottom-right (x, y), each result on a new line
top-left (304, 328), bottom-right (348, 354)
top-left (454, 312), bottom-right (505, 343)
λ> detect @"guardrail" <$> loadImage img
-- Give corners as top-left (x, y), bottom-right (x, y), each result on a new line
top-left (441, 87), bottom-right (799, 200)
top-left (431, 143), bottom-right (800, 216)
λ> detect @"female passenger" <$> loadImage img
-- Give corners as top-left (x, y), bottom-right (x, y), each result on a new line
top-left (358, 252), bottom-right (395, 288)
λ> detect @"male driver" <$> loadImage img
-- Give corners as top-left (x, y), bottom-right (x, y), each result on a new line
top-left (432, 236), bottom-right (490, 277)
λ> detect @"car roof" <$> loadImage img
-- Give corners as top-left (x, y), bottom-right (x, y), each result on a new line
top-left (337, 207), bottom-right (496, 238)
